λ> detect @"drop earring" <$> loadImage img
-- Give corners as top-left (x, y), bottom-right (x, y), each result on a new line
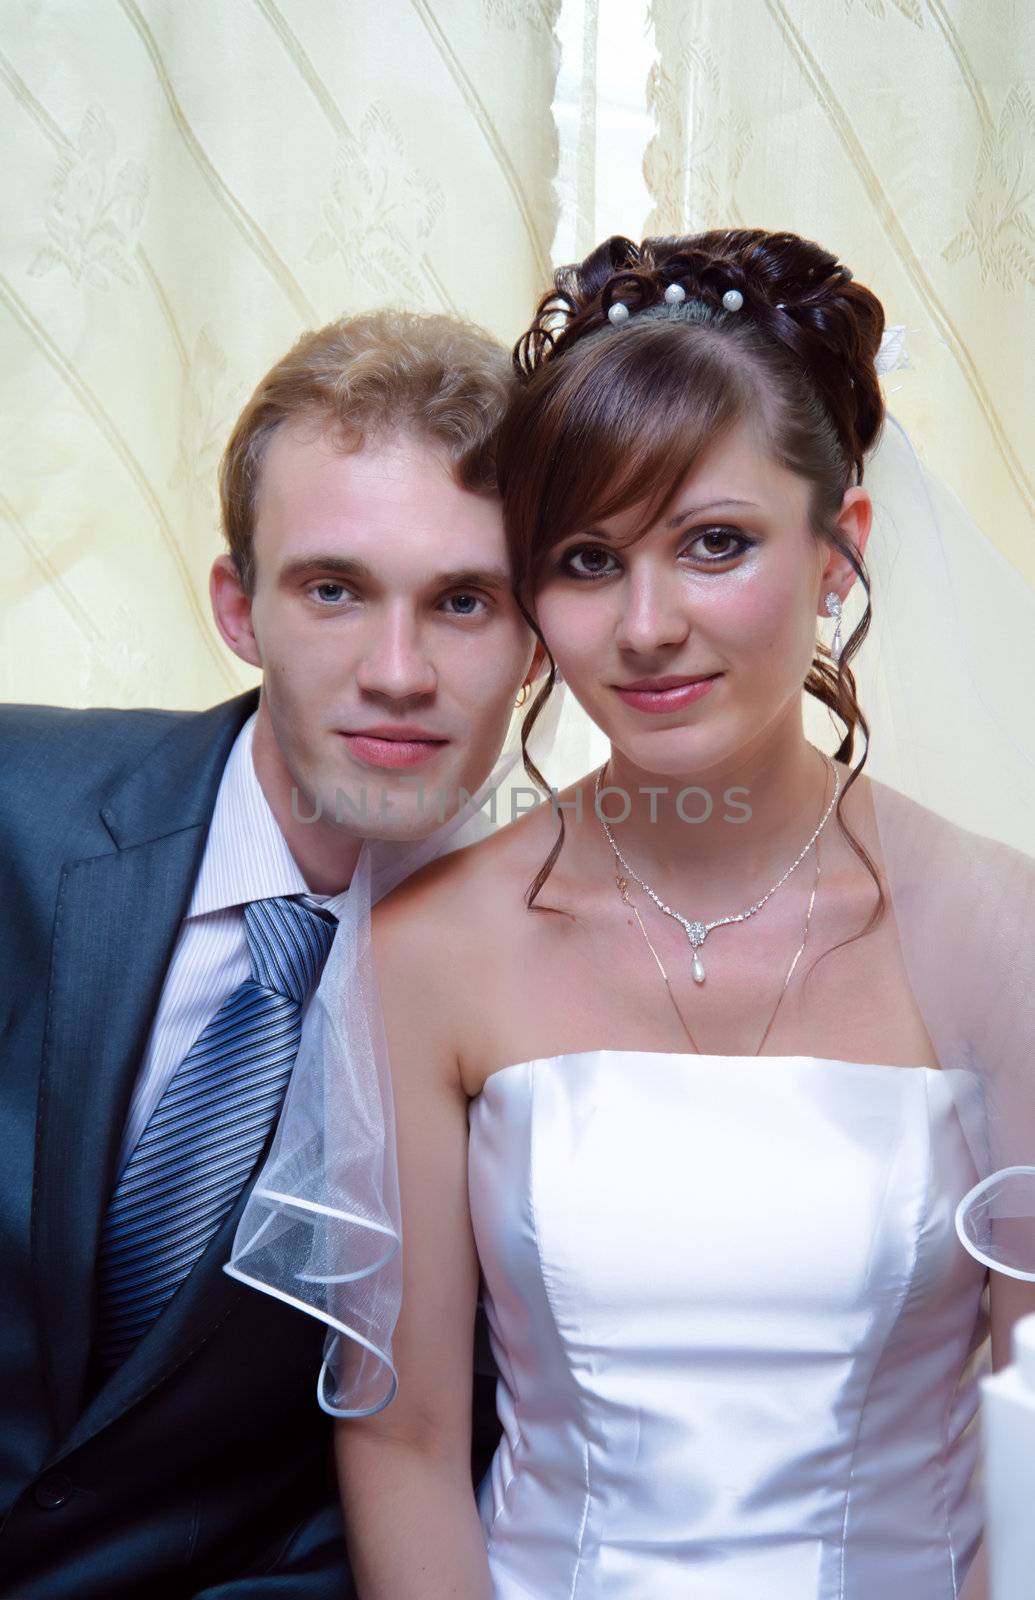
top-left (824, 592), bottom-right (844, 662)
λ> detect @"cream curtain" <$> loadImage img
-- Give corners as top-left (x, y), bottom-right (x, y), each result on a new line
top-left (1, 0), bottom-right (560, 707)
top-left (2, 0), bottom-right (1032, 710)
top-left (642, 0), bottom-right (1035, 590)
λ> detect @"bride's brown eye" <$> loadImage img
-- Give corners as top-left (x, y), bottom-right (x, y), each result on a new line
top-left (688, 528), bottom-right (752, 562)
top-left (561, 544), bottom-right (619, 579)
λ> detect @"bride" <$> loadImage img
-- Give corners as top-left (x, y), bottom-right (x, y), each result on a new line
top-left (304, 231), bottom-right (1035, 1597)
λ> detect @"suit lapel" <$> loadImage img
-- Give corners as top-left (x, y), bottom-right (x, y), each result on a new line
top-left (54, 1152), bottom-right (263, 1459)
top-left (33, 691), bottom-right (259, 1437)
top-left (34, 835), bottom-right (208, 1433)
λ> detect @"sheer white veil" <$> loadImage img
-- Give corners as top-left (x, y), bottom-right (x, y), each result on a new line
top-left (227, 378), bottom-right (1035, 1416)
top-left (853, 416), bottom-right (1035, 1286)
top-left (225, 691), bottom-right (564, 1416)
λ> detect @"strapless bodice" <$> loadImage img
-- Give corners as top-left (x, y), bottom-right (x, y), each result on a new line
top-left (468, 1051), bottom-right (988, 1598)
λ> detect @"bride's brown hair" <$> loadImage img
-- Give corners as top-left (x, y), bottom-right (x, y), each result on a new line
top-left (496, 228), bottom-right (887, 916)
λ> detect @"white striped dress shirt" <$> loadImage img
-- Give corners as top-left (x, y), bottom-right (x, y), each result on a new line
top-left (117, 712), bottom-right (351, 1175)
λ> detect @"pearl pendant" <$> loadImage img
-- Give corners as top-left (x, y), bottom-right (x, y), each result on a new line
top-left (691, 951), bottom-right (706, 985)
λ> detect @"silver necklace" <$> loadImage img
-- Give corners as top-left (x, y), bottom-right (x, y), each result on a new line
top-left (614, 839), bottom-right (821, 1055)
top-left (595, 756), bottom-right (840, 985)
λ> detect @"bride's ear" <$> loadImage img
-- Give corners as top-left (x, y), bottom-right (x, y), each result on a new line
top-left (820, 487), bottom-right (872, 605)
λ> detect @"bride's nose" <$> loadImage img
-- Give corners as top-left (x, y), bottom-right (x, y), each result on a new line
top-left (615, 565), bottom-right (692, 656)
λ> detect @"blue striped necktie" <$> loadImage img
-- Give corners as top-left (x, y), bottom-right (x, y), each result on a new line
top-left (96, 895), bottom-right (337, 1368)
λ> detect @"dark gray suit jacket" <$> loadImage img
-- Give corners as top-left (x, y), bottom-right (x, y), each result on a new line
top-left (0, 691), bottom-right (351, 1598)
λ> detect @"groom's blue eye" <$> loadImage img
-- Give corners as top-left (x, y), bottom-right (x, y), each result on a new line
top-left (312, 583), bottom-right (350, 604)
top-left (443, 592), bottom-right (487, 616)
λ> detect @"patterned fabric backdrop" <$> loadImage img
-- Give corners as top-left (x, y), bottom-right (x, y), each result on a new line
top-left (2, 0), bottom-right (1032, 709)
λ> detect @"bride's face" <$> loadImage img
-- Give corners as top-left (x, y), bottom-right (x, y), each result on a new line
top-left (533, 418), bottom-right (870, 781)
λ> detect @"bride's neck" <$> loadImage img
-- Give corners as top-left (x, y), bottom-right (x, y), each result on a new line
top-left (600, 729), bottom-right (835, 901)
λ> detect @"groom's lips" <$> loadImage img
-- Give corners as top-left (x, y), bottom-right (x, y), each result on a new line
top-left (339, 725), bottom-right (450, 771)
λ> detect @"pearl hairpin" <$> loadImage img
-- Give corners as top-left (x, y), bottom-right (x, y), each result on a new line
top-left (607, 282), bottom-right (746, 327)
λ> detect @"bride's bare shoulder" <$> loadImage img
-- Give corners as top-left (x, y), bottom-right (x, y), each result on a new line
top-left (371, 788), bottom-right (564, 958)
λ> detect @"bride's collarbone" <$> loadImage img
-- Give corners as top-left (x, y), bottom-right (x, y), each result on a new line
top-left (465, 890), bottom-right (937, 1082)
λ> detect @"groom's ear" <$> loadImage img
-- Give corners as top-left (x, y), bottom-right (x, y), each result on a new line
top-left (210, 555), bottom-right (262, 669)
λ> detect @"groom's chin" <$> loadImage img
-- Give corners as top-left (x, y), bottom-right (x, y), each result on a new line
top-left (305, 773), bottom-right (469, 844)
top-left (349, 783), bottom-right (486, 844)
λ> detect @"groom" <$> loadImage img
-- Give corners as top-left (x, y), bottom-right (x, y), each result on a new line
top-left (0, 311), bottom-right (536, 1597)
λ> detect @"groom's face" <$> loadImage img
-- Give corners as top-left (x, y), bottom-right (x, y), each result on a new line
top-left (214, 421), bottom-right (534, 843)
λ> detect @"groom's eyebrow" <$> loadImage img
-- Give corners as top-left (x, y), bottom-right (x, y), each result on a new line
top-left (278, 555), bottom-right (377, 588)
top-left (441, 566), bottom-right (512, 593)
top-left (278, 554), bottom-right (512, 592)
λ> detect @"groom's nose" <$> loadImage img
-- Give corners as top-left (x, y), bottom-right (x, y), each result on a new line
top-left (354, 603), bottom-right (438, 701)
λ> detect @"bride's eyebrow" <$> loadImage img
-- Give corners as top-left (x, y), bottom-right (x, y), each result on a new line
top-left (667, 498), bottom-right (759, 527)
top-left (555, 497), bottom-right (762, 551)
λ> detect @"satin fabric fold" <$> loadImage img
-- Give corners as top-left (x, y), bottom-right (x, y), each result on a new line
top-left (469, 1052), bottom-right (987, 1598)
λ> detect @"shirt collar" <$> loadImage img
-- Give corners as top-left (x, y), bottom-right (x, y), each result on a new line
top-left (187, 713), bottom-right (351, 920)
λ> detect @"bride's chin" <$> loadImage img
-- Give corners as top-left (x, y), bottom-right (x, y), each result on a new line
top-left (607, 729), bottom-right (734, 787)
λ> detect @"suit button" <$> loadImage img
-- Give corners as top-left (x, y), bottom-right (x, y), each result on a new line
top-left (33, 1474), bottom-right (72, 1509)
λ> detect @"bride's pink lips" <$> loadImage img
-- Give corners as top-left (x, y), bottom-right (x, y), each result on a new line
top-left (340, 728), bottom-right (449, 770)
top-left (613, 674), bottom-right (721, 714)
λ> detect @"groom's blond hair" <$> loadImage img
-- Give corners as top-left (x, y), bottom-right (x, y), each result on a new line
top-left (219, 310), bottom-right (513, 594)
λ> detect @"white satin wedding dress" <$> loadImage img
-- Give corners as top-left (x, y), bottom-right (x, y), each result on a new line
top-left (468, 1050), bottom-right (989, 1599)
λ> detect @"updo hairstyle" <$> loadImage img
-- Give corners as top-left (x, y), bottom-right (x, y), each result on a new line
top-left (497, 229), bottom-right (888, 916)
